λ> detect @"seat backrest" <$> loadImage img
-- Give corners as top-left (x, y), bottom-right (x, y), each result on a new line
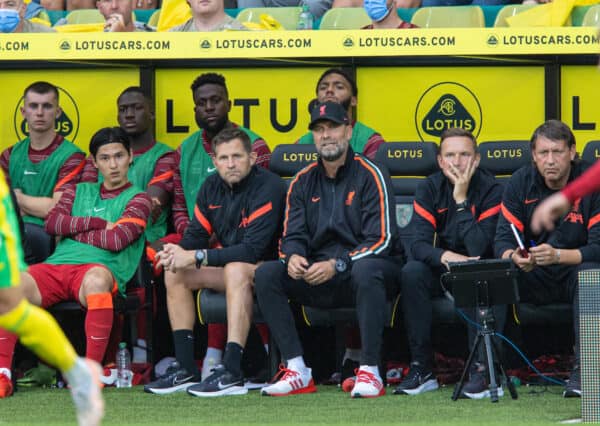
top-left (493, 4), bottom-right (538, 27)
top-left (582, 4), bottom-right (600, 26)
top-left (318, 7), bottom-right (371, 30)
top-left (581, 140), bottom-right (600, 165)
top-left (148, 9), bottom-right (161, 27)
top-left (375, 142), bottom-right (439, 255)
top-left (65, 9), bottom-right (104, 24)
top-left (411, 5), bottom-right (484, 28)
top-left (236, 7), bottom-right (302, 30)
top-left (269, 144), bottom-right (318, 179)
top-left (478, 140), bottom-right (531, 183)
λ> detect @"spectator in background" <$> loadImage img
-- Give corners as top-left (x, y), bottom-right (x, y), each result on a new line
top-left (495, 120), bottom-right (600, 398)
top-left (396, 128), bottom-right (503, 399)
top-left (0, 0), bottom-right (54, 32)
top-left (66, 0), bottom-right (95, 9)
top-left (97, 0), bottom-right (153, 31)
top-left (38, 0), bottom-right (65, 10)
top-left (332, 0), bottom-right (419, 12)
top-left (296, 68), bottom-right (384, 160)
top-left (0, 81), bottom-right (85, 263)
top-left (363, 0), bottom-right (417, 29)
top-left (237, 0), bottom-right (331, 20)
top-left (169, 0), bottom-right (245, 31)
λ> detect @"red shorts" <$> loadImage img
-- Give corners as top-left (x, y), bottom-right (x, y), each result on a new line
top-left (27, 263), bottom-right (116, 308)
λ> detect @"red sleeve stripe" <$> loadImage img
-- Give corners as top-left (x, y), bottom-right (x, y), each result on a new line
top-left (355, 156), bottom-right (391, 257)
top-left (246, 202), bottom-right (273, 226)
top-left (148, 170), bottom-right (175, 187)
top-left (414, 201), bottom-right (436, 229)
top-left (53, 159), bottom-right (85, 192)
top-left (588, 213), bottom-right (600, 230)
top-left (114, 217), bottom-right (147, 228)
top-left (194, 205), bottom-right (213, 235)
top-left (477, 204), bottom-right (501, 223)
top-left (500, 202), bottom-right (524, 232)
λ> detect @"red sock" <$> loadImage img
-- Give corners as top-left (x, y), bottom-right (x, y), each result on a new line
top-left (207, 323), bottom-right (226, 350)
top-left (345, 326), bottom-right (361, 349)
top-left (0, 328), bottom-right (17, 371)
top-left (256, 323), bottom-right (270, 346)
top-left (85, 293), bottom-right (114, 364)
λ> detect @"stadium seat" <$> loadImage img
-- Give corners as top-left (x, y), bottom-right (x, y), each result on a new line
top-left (64, 8), bottom-right (136, 24)
top-left (493, 4), bottom-right (538, 27)
top-left (318, 7), bottom-right (371, 30)
top-left (236, 7), bottom-right (302, 30)
top-left (148, 9), bottom-right (160, 27)
top-left (268, 143), bottom-right (318, 179)
top-left (410, 6), bottom-right (485, 28)
top-left (581, 4), bottom-right (600, 27)
top-left (477, 140), bottom-right (532, 182)
top-left (581, 140), bottom-right (600, 165)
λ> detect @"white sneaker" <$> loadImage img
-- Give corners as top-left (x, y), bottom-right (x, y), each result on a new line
top-left (261, 365), bottom-right (317, 396)
top-left (351, 369), bottom-right (385, 398)
top-left (66, 358), bottom-right (105, 426)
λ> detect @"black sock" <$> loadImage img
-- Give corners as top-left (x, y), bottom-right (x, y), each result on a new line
top-left (173, 330), bottom-right (199, 378)
top-left (223, 342), bottom-right (244, 377)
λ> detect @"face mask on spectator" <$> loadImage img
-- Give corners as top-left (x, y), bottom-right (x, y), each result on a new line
top-left (0, 9), bottom-right (19, 33)
top-left (364, 0), bottom-right (392, 22)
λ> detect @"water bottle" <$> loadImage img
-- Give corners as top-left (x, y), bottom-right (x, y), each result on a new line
top-left (116, 342), bottom-right (133, 388)
top-left (297, 2), bottom-right (314, 30)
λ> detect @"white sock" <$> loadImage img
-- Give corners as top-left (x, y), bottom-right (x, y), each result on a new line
top-left (204, 347), bottom-right (222, 363)
top-left (342, 348), bottom-right (361, 364)
top-left (0, 367), bottom-right (11, 380)
top-left (287, 356), bottom-right (308, 374)
top-left (360, 365), bottom-right (381, 381)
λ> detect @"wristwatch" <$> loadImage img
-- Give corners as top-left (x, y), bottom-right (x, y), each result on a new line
top-left (335, 258), bottom-right (347, 273)
top-left (195, 250), bottom-right (205, 269)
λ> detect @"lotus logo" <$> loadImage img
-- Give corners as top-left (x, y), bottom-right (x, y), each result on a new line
top-left (200, 39), bottom-right (211, 49)
top-left (13, 86), bottom-right (80, 142)
top-left (343, 37), bottom-right (354, 48)
top-left (415, 82), bottom-right (482, 141)
top-left (59, 40), bottom-right (71, 50)
top-left (487, 35), bottom-right (498, 46)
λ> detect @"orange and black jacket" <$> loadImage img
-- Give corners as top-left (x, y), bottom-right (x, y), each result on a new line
top-left (279, 148), bottom-right (404, 267)
top-left (495, 162), bottom-right (600, 261)
top-left (179, 165), bottom-right (287, 266)
top-left (412, 168), bottom-right (503, 268)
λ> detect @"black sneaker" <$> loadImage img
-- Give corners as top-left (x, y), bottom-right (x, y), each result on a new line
top-left (187, 365), bottom-right (248, 397)
top-left (143, 361), bottom-right (199, 395)
top-left (563, 366), bottom-right (581, 398)
top-left (393, 362), bottom-right (438, 395)
top-left (461, 364), bottom-right (504, 399)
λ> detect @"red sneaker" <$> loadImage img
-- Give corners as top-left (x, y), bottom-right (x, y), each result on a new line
top-left (0, 372), bottom-right (13, 398)
top-left (261, 365), bottom-right (316, 396)
top-left (350, 369), bottom-right (385, 398)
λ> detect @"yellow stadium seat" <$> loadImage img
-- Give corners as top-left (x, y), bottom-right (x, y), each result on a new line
top-left (148, 9), bottom-right (160, 27)
top-left (318, 7), bottom-right (371, 30)
top-left (410, 6), bottom-right (485, 28)
top-left (236, 7), bottom-right (302, 30)
top-left (494, 4), bottom-right (538, 27)
top-left (64, 8), bottom-right (136, 24)
top-left (582, 4), bottom-right (600, 26)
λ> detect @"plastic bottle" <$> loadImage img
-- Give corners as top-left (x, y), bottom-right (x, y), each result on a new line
top-left (297, 2), bottom-right (314, 30)
top-left (116, 342), bottom-right (133, 388)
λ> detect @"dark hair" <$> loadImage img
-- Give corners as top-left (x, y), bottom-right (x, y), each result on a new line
top-left (212, 128), bottom-right (251, 154)
top-left (316, 68), bottom-right (358, 97)
top-left (23, 81), bottom-right (59, 102)
top-left (438, 127), bottom-right (478, 154)
top-left (191, 73), bottom-right (228, 97)
top-left (117, 86), bottom-right (154, 108)
top-left (530, 120), bottom-right (576, 150)
top-left (89, 127), bottom-right (131, 158)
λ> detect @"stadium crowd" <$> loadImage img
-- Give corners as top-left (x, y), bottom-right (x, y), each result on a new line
top-left (0, 66), bottom-right (593, 408)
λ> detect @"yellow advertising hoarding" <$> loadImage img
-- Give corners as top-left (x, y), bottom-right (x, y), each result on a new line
top-left (0, 27), bottom-right (597, 61)
top-left (155, 67), bottom-right (328, 149)
top-left (357, 66), bottom-right (545, 143)
top-left (561, 65), bottom-right (600, 153)
top-left (0, 69), bottom-right (139, 153)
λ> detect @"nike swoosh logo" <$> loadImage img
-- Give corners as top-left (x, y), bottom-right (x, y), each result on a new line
top-left (24, 170), bottom-right (38, 175)
top-left (90, 336), bottom-right (108, 340)
top-left (217, 381), bottom-right (233, 390)
top-left (311, 197), bottom-right (320, 203)
top-left (173, 376), bottom-right (193, 386)
top-left (524, 198), bottom-right (538, 205)
top-left (207, 167), bottom-right (216, 173)
top-left (93, 207), bottom-right (105, 213)
top-left (437, 208), bottom-right (448, 213)
top-left (208, 204), bottom-right (221, 210)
